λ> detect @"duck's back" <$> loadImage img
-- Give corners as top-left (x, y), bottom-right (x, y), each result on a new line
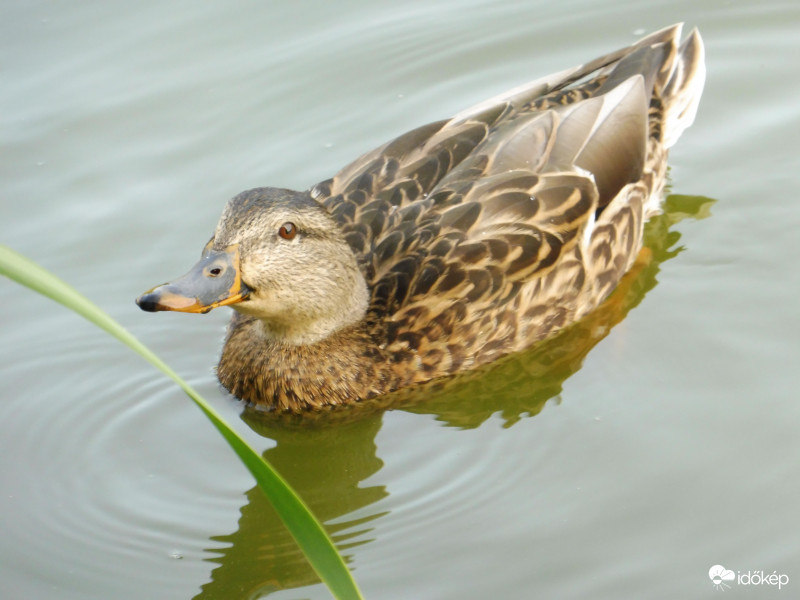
top-left (310, 24), bottom-right (705, 374)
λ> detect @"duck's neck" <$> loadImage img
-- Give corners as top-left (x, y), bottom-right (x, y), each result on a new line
top-left (217, 313), bottom-right (396, 411)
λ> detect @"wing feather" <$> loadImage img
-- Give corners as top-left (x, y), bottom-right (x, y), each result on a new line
top-left (306, 24), bottom-right (696, 356)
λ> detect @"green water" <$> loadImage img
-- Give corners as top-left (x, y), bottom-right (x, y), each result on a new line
top-left (2, 1), bottom-right (799, 598)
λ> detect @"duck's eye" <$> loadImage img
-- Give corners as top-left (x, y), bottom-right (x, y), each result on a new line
top-left (278, 222), bottom-right (297, 240)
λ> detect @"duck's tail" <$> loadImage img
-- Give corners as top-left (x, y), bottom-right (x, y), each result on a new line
top-left (659, 25), bottom-right (706, 149)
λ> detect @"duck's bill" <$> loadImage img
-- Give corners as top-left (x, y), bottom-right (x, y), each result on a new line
top-left (135, 245), bottom-right (250, 314)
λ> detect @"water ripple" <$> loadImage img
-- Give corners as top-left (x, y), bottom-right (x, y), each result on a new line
top-left (1, 339), bottom-right (246, 596)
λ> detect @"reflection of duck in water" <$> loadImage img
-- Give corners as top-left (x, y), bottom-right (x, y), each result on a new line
top-left (137, 24), bottom-right (705, 412)
top-left (196, 416), bottom-right (387, 597)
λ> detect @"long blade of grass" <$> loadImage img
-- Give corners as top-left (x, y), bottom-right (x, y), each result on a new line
top-left (0, 244), bottom-right (363, 600)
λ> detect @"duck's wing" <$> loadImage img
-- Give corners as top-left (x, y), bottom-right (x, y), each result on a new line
top-left (360, 70), bottom-right (648, 322)
top-left (310, 25), bottom-right (681, 217)
top-left (310, 25), bottom-right (686, 241)
top-left (309, 24), bottom-right (704, 334)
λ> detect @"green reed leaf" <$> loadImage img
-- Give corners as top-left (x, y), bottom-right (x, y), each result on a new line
top-left (0, 244), bottom-right (363, 600)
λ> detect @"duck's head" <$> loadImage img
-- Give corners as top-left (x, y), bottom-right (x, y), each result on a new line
top-left (136, 187), bottom-right (369, 345)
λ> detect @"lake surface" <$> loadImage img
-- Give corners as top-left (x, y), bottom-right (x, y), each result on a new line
top-left (2, 0), bottom-right (799, 598)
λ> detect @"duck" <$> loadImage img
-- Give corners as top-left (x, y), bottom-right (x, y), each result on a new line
top-left (136, 24), bottom-right (705, 412)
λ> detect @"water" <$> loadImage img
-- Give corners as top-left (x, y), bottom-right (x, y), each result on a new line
top-left (2, 0), bottom-right (799, 598)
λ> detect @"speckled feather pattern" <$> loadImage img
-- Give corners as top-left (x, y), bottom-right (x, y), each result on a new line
top-left (216, 24), bottom-right (705, 411)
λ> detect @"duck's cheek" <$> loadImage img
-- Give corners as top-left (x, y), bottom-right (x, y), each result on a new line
top-left (228, 289), bottom-right (279, 319)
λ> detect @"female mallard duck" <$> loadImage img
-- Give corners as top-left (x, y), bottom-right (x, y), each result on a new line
top-left (137, 24), bottom-right (705, 412)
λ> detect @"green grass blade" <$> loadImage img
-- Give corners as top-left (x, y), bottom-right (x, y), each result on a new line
top-left (0, 244), bottom-right (363, 600)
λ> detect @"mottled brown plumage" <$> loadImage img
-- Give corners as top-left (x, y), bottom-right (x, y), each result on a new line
top-left (138, 24), bottom-right (705, 412)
